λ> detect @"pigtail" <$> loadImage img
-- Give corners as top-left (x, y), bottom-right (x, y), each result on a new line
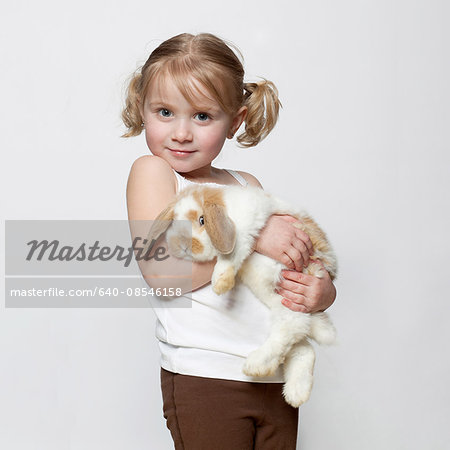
top-left (121, 72), bottom-right (144, 138)
top-left (237, 80), bottom-right (281, 148)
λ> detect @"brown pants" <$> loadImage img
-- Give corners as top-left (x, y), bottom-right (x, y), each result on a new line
top-left (161, 368), bottom-right (298, 450)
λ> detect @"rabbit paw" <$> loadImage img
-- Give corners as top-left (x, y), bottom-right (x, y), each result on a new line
top-left (243, 348), bottom-right (281, 377)
top-left (212, 266), bottom-right (235, 295)
top-left (310, 324), bottom-right (336, 345)
top-left (282, 376), bottom-right (313, 407)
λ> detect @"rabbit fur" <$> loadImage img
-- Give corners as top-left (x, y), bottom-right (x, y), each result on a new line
top-left (147, 184), bottom-right (337, 407)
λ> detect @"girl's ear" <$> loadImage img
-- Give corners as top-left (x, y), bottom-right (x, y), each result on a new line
top-left (228, 106), bottom-right (248, 139)
top-left (203, 203), bottom-right (236, 254)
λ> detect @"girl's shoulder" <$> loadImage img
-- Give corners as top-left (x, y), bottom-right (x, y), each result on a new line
top-left (126, 155), bottom-right (177, 220)
top-left (128, 155), bottom-right (176, 189)
top-left (232, 170), bottom-right (263, 189)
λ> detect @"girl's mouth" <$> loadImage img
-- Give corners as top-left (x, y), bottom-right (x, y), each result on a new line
top-left (168, 149), bottom-right (196, 156)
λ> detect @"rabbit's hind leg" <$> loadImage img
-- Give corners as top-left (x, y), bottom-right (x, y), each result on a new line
top-left (282, 339), bottom-right (316, 407)
top-left (243, 306), bottom-right (310, 377)
top-left (309, 312), bottom-right (337, 345)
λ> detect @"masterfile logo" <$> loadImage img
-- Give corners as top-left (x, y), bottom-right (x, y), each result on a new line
top-left (4, 220), bottom-right (193, 308)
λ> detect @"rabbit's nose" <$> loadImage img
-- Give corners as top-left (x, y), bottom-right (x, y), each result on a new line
top-left (177, 238), bottom-right (190, 254)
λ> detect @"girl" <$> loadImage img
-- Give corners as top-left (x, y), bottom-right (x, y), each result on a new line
top-left (124, 33), bottom-right (336, 450)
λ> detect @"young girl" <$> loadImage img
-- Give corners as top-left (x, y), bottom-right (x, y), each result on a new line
top-left (124, 33), bottom-right (336, 450)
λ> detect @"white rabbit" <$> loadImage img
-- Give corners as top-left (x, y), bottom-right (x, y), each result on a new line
top-left (146, 184), bottom-right (337, 407)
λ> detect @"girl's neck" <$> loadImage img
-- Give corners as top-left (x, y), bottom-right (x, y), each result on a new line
top-left (180, 164), bottom-right (219, 183)
top-left (178, 165), bottom-right (242, 186)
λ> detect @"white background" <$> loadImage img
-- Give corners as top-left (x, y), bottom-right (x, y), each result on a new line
top-left (1, 0), bottom-right (449, 449)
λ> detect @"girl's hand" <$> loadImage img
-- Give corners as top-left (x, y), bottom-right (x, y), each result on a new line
top-left (276, 261), bottom-right (337, 313)
top-left (254, 215), bottom-right (314, 272)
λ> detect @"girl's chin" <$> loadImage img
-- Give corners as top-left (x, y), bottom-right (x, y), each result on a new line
top-left (152, 150), bottom-right (216, 174)
top-left (167, 159), bottom-right (212, 174)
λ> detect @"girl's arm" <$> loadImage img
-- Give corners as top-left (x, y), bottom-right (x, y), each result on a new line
top-left (238, 171), bottom-right (337, 313)
top-left (127, 155), bottom-right (215, 294)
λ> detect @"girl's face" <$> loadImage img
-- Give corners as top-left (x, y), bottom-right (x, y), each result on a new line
top-left (140, 75), bottom-right (246, 174)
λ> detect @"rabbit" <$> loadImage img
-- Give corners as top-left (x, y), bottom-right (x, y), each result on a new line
top-left (146, 183), bottom-right (337, 407)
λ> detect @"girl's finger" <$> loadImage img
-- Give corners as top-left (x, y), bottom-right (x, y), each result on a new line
top-left (295, 228), bottom-right (314, 255)
top-left (290, 239), bottom-right (309, 268)
top-left (280, 252), bottom-right (296, 270)
top-left (281, 298), bottom-right (308, 313)
top-left (277, 278), bottom-right (307, 296)
top-left (284, 247), bottom-right (304, 272)
top-left (276, 287), bottom-right (307, 305)
top-left (281, 269), bottom-right (314, 286)
top-left (279, 215), bottom-right (299, 224)
top-left (279, 216), bottom-right (314, 257)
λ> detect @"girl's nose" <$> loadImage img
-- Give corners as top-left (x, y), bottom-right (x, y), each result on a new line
top-left (172, 119), bottom-right (193, 143)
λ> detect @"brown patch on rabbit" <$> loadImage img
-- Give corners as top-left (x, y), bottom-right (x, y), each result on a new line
top-left (187, 209), bottom-right (199, 223)
top-left (191, 237), bottom-right (204, 254)
top-left (186, 209), bottom-right (206, 234)
top-left (192, 189), bottom-right (204, 208)
top-left (296, 215), bottom-right (328, 250)
top-left (201, 187), bottom-right (226, 207)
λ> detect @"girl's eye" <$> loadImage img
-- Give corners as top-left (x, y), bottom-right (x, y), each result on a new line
top-left (199, 216), bottom-right (205, 226)
top-left (158, 109), bottom-right (172, 117)
top-left (195, 112), bottom-right (209, 122)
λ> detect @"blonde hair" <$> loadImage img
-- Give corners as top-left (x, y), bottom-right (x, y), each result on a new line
top-left (121, 33), bottom-right (281, 147)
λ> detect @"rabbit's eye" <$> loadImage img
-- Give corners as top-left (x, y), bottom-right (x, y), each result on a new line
top-left (199, 216), bottom-right (205, 226)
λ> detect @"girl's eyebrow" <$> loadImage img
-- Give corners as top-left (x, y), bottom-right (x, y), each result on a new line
top-left (148, 99), bottom-right (221, 113)
top-left (148, 100), bottom-right (174, 108)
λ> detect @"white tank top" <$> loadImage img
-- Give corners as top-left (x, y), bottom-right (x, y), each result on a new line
top-left (150, 169), bottom-right (284, 382)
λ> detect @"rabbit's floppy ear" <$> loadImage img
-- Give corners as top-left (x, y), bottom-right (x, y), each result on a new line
top-left (202, 188), bottom-right (236, 254)
top-left (145, 203), bottom-right (175, 246)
